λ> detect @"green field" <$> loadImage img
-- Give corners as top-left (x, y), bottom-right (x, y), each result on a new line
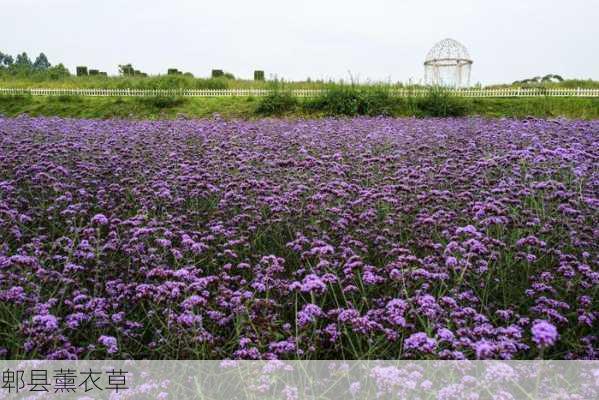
top-left (1, 93), bottom-right (598, 120)
top-left (2, 71), bottom-right (599, 91)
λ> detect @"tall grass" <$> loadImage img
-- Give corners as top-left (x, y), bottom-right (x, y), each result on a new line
top-left (2, 68), bottom-right (598, 90)
top-left (256, 85), bottom-right (469, 118)
top-left (2, 91), bottom-right (599, 120)
top-left (415, 86), bottom-right (470, 117)
top-left (254, 79), bottom-right (299, 115)
top-left (303, 85), bottom-right (400, 117)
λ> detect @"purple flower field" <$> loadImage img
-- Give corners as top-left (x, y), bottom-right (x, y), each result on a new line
top-left (0, 116), bottom-right (597, 360)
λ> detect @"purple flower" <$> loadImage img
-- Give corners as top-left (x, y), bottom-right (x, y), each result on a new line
top-left (98, 335), bottom-right (119, 354)
top-left (404, 332), bottom-right (436, 353)
top-left (1, 116), bottom-right (597, 360)
top-left (91, 213), bottom-right (109, 225)
top-left (298, 274), bottom-right (327, 294)
top-left (155, 238), bottom-right (172, 248)
top-left (269, 339), bottom-right (296, 354)
top-left (10, 255), bottom-right (37, 266)
top-left (297, 304), bottom-right (323, 327)
top-left (385, 298), bottom-right (408, 327)
top-left (437, 328), bottom-right (455, 342)
top-left (474, 340), bottom-right (495, 359)
top-left (531, 320), bottom-right (559, 348)
top-left (32, 314), bottom-right (59, 331)
top-left (445, 256), bottom-right (458, 268)
top-left (65, 312), bottom-right (87, 329)
top-left (282, 385), bottom-right (299, 400)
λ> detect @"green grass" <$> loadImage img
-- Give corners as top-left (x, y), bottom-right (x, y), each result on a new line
top-left (2, 72), bottom-right (598, 90)
top-left (0, 74), bottom-right (347, 90)
top-left (468, 97), bottom-right (599, 119)
top-left (0, 95), bottom-right (256, 119)
top-left (1, 93), bottom-right (598, 120)
top-left (488, 78), bottom-right (599, 89)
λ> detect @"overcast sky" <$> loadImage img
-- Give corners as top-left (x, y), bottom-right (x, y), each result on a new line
top-left (2, 0), bottom-right (598, 84)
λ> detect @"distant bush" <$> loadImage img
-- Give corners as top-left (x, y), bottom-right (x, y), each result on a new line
top-left (358, 88), bottom-right (400, 116)
top-left (196, 78), bottom-right (228, 90)
top-left (76, 66), bottom-right (88, 77)
top-left (119, 64), bottom-right (134, 76)
top-left (47, 64), bottom-right (71, 80)
top-left (416, 87), bottom-right (469, 117)
top-left (304, 85), bottom-right (400, 116)
top-left (255, 91), bottom-right (298, 115)
top-left (305, 86), bottom-right (361, 116)
top-left (212, 69), bottom-right (224, 78)
top-left (254, 70), bottom-right (265, 81)
top-left (88, 69), bottom-right (99, 76)
top-left (132, 75), bottom-right (228, 90)
top-left (119, 64), bottom-right (146, 77)
top-left (167, 68), bottom-right (181, 75)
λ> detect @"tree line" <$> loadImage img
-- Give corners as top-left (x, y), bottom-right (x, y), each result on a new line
top-left (0, 51), bottom-right (71, 79)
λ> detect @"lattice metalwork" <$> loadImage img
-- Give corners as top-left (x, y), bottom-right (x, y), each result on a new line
top-left (424, 38), bottom-right (473, 87)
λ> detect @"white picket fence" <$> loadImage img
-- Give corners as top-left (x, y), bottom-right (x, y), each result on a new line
top-left (1, 87), bottom-right (598, 97)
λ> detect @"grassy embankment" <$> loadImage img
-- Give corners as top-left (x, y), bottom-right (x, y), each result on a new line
top-left (2, 73), bottom-right (599, 90)
top-left (1, 74), bottom-right (599, 119)
top-left (1, 90), bottom-right (598, 120)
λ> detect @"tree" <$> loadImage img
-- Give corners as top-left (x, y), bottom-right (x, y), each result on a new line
top-left (119, 64), bottom-right (133, 75)
top-left (119, 64), bottom-right (144, 76)
top-left (48, 63), bottom-right (70, 79)
top-left (33, 52), bottom-right (51, 70)
top-left (15, 52), bottom-right (32, 67)
top-left (0, 51), bottom-right (14, 67)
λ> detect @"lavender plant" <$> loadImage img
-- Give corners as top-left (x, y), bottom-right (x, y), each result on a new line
top-left (0, 116), bottom-right (597, 360)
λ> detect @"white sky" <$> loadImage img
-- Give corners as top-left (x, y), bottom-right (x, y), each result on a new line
top-left (1, 0), bottom-right (598, 84)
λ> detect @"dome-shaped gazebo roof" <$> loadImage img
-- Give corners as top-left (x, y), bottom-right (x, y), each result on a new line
top-left (425, 38), bottom-right (472, 65)
top-left (424, 38), bottom-right (473, 87)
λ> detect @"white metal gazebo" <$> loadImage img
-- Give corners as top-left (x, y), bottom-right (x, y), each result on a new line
top-left (424, 38), bottom-right (473, 87)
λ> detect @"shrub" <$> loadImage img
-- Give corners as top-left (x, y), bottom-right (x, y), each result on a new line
top-left (119, 64), bottom-right (134, 76)
top-left (304, 86), bottom-right (400, 117)
top-left (47, 64), bottom-right (71, 80)
top-left (416, 87), bottom-right (469, 117)
top-left (88, 69), bottom-right (99, 76)
top-left (304, 86), bottom-right (361, 116)
top-left (254, 70), bottom-right (265, 81)
top-left (211, 69), bottom-right (224, 78)
top-left (195, 79), bottom-right (228, 90)
top-left (76, 66), bottom-right (88, 77)
top-left (255, 91), bottom-right (298, 115)
top-left (357, 87), bottom-right (400, 116)
top-left (167, 68), bottom-right (181, 75)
